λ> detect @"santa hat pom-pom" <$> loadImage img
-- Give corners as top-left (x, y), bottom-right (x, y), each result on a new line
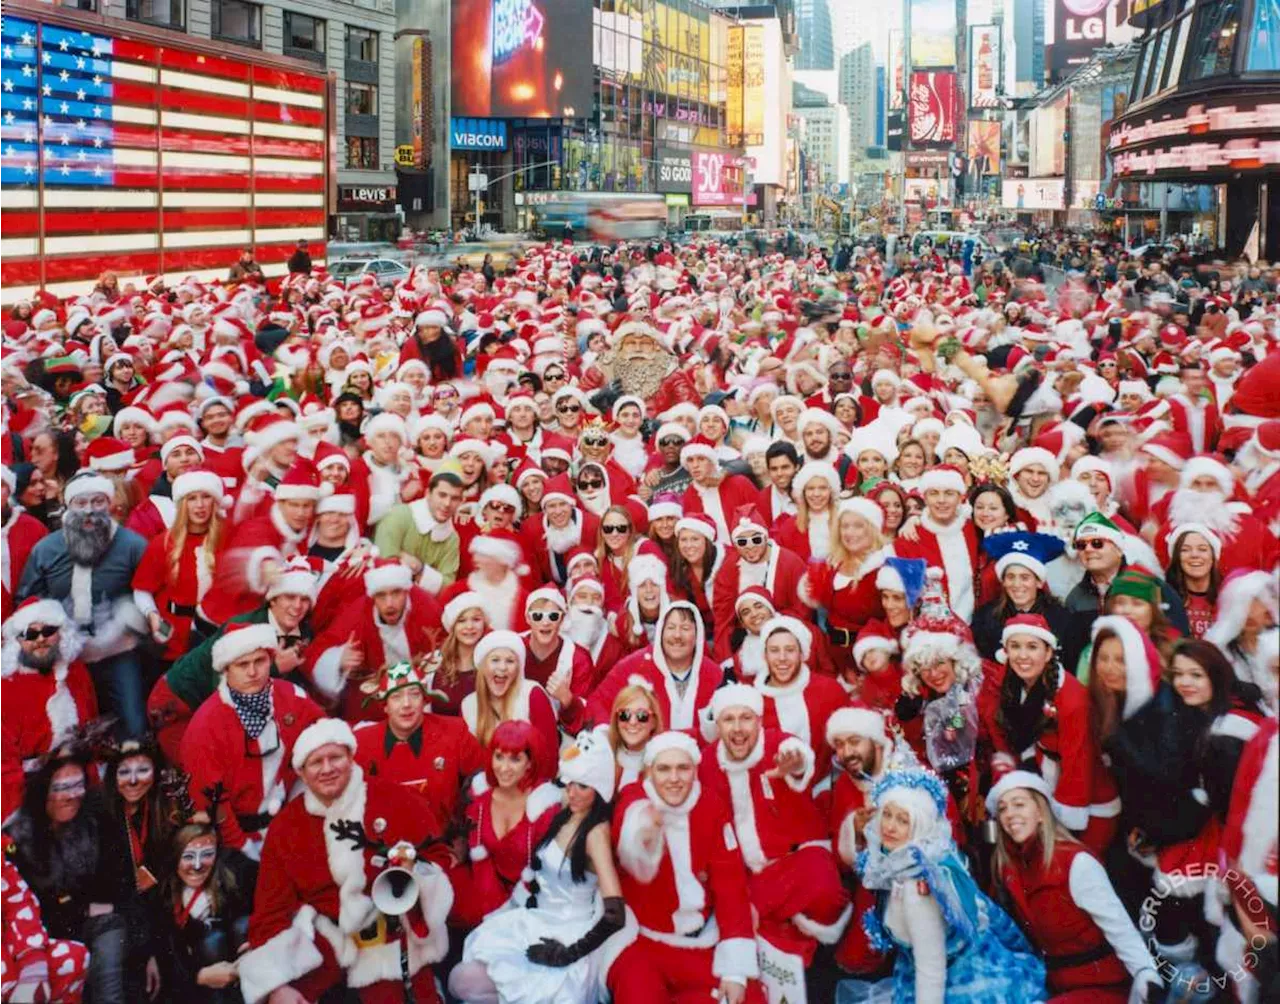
top-left (627, 673), bottom-right (656, 693)
top-left (521, 866), bottom-right (535, 884)
top-left (470, 845), bottom-right (490, 862)
top-left (317, 481), bottom-right (334, 498)
top-left (265, 794), bottom-right (283, 816)
top-left (517, 563), bottom-right (531, 578)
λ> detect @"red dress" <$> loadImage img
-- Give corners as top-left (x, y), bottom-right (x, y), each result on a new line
top-left (801, 555), bottom-right (887, 674)
top-left (131, 529), bottom-right (218, 660)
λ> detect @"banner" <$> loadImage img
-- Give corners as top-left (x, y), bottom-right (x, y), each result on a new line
top-left (655, 146), bottom-right (693, 193)
top-left (967, 118), bottom-right (1001, 174)
top-left (886, 111), bottom-right (905, 151)
top-left (743, 24), bottom-right (765, 147)
top-left (1046, 0), bottom-right (1136, 82)
top-left (727, 25), bottom-right (744, 146)
top-left (412, 37), bottom-right (425, 167)
top-left (969, 25), bottom-right (999, 108)
top-left (888, 30), bottom-right (905, 110)
top-left (909, 71), bottom-right (957, 147)
top-left (693, 149), bottom-right (735, 205)
top-left (1001, 177), bottom-right (1066, 209)
top-left (909, 0), bottom-right (958, 67)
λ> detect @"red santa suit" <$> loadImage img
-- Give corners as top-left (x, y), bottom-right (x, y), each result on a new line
top-left (201, 506), bottom-right (311, 624)
top-left (180, 678), bottom-right (324, 858)
top-left (307, 586), bottom-right (446, 723)
top-left (521, 632), bottom-right (595, 734)
top-left (459, 679), bottom-right (559, 759)
top-left (1167, 392), bottom-right (1221, 454)
top-left (755, 666), bottom-right (850, 771)
top-left (438, 570), bottom-right (528, 633)
top-left (123, 493), bottom-right (176, 540)
top-left (353, 715), bottom-right (488, 826)
top-left (755, 483), bottom-right (798, 529)
top-left (608, 778), bottom-right (765, 1004)
top-left (800, 554), bottom-right (888, 674)
top-left (894, 512), bottom-right (979, 620)
top-left (200, 441), bottom-right (245, 495)
top-left (710, 545), bottom-right (808, 663)
top-left (682, 474), bottom-right (760, 544)
top-left (1, 857), bottom-right (90, 1003)
top-left (1, 506), bottom-right (47, 612)
top-left (130, 527), bottom-right (218, 662)
top-left (237, 766), bottom-right (453, 1004)
top-left (520, 508), bottom-right (601, 587)
top-left (699, 729), bottom-right (852, 962)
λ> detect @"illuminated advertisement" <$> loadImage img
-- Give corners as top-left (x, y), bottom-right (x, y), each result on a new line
top-left (1000, 177), bottom-right (1066, 210)
top-left (969, 25), bottom-right (1000, 108)
top-left (451, 0), bottom-right (593, 118)
top-left (727, 25), bottom-right (744, 146)
top-left (888, 30), bottom-right (905, 110)
top-left (1045, 0), bottom-right (1135, 81)
top-left (909, 0), bottom-right (958, 68)
top-left (743, 24), bottom-right (766, 147)
top-left (692, 149), bottom-right (750, 206)
top-left (639, 1), bottom-right (713, 99)
top-left (909, 71), bottom-right (957, 147)
top-left (1109, 97), bottom-right (1280, 178)
top-left (904, 177), bottom-right (952, 206)
top-left (967, 118), bottom-right (1001, 174)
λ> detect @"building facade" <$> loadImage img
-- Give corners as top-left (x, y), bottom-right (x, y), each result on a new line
top-left (794, 0), bottom-right (832, 70)
top-left (840, 42), bottom-right (875, 166)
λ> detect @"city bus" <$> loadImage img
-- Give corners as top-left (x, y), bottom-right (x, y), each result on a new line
top-left (536, 193), bottom-right (666, 242)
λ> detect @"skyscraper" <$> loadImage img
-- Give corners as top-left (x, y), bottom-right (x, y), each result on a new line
top-left (795, 0), bottom-right (834, 70)
top-left (840, 42), bottom-right (876, 164)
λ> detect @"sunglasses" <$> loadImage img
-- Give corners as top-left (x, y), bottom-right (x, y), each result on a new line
top-left (488, 502), bottom-right (517, 514)
top-left (578, 478), bottom-right (605, 490)
top-left (734, 534), bottom-right (766, 548)
top-left (616, 709), bottom-right (651, 724)
top-left (601, 523), bottom-right (629, 535)
top-left (1074, 538), bottom-right (1111, 551)
top-left (658, 437), bottom-right (684, 447)
top-left (582, 437), bottom-right (608, 447)
top-left (557, 403), bottom-right (581, 414)
top-left (23, 624), bottom-right (60, 641)
top-left (529, 610), bottom-right (562, 623)
top-left (545, 372), bottom-right (566, 381)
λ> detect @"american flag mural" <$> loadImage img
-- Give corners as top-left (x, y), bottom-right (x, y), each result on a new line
top-left (0, 8), bottom-right (331, 302)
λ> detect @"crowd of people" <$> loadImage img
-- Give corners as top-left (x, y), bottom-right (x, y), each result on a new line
top-left (0, 232), bottom-right (1277, 1004)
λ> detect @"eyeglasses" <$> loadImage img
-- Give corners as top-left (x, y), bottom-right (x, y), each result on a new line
top-left (557, 403), bottom-right (581, 414)
top-left (658, 437), bottom-right (684, 447)
top-left (734, 534), bottom-right (766, 548)
top-left (616, 709), bottom-right (651, 724)
top-left (22, 624), bottom-right (60, 641)
top-left (601, 523), bottom-right (629, 535)
top-left (529, 610), bottom-right (562, 623)
top-left (578, 478), bottom-right (604, 490)
top-left (1074, 538), bottom-right (1110, 551)
top-left (488, 502), bottom-right (517, 515)
top-left (582, 437), bottom-right (608, 447)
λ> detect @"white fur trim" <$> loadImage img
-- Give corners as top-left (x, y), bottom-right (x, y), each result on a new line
top-left (1239, 733), bottom-right (1278, 906)
top-left (237, 904), bottom-right (325, 1004)
top-left (826, 707), bottom-right (888, 748)
top-left (364, 561), bottom-right (412, 596)
top-left (792, 901), bottom-right (853, 945)
top-left (837, 810), bottom-right (860, 866)
top-left (418, 562), bottom-right (445, 594)
top-left (712, 936), bottom-right (760, 985)
top-left (524, 780), bottom-right (564, 822)
top-left (3, 599), bottom-right (67, 640)
top-left (617, 796), bottom-right (666, 883)
top-left (291, 717), bottom-right (358, 770)
top-left (211, 622), bottom-right (277, 672)
top-left (718, 734), bottom-right (768, 871)
top-left (778, 736), bottom-right (816, 791)
top-left (711, 682), bottom-right (763, 719)
top-left (469, 534), bottom-right (523, 567)
top-left (244, 546), bottom-right (284, 596)
top-left (918, 468), bottom-right (966, 494)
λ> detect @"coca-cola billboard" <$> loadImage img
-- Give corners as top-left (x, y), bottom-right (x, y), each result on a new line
top-left (909, 71), bottom-right (957, 148)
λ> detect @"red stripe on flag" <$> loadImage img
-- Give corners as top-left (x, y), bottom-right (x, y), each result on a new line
top-left (252, 208), bottom-right (325, 228)
top-left (112, 123), bottom-right (161, 149)
top-left (43, 251), bottom-right (161, 282)
top-left (254, 174), bottom-right (325, 192)
top-left (3, 212), bottom-right (39, 237)
top-left (161, 130), bottom-right (252, 156)
top-left (113, 80), bottom-right (159, 106)
top-left (44, 209), bottom-right (160, 234)
top-left (251, 137), bottom-right (325, 160)
top-left (252, 101), bottom-right (325, 127)
top-left (112, 169), bottom-right (161, 187)
top-left (161, 208), bottom-right (251, 230)
top-left (160, 90), bottom-right (251, 119)
top-left (1, 260), bottom-right (43, 286)
top-left (160, 171), bottom-right (252, 191)
top-left (160, 47), bottom-right (252, 83)
top-left (253, 67), bottom-right (326, 95)
top-left (111, 39), bottom-right (161, 64)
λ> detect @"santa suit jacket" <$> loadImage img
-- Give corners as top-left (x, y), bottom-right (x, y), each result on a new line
top-left (579, 365), bottom-right (701, 419)
top-left (438, 572), bottom-right (528, 633)
top-left (1, 507), bottom-right (47, 611)
top-left (709, 545), bottom-right (808, 664)
top-left (521, 633), bottom-right (595, 734)
top-left (893, 513), bottom-right (980, 620)
top-left (682, 475), bottom-right (761, 544)
top-left (131, 527), bottom-right (219, 661)
top-left (587, 646), bottom-right (722, 735)
top-left (460, 678), bottom-right (560, 759)
top-left (180, 678), bottom-right (324, 857)
top-left (238, 768), bottom-right (453, 1004)
top-left (612, 780), bottom-right (758, 985)
top-left (755, 484), bottom-right (797, 529)
top-left (200, 506), bottom-right (310, 624)
top-left (755, 666), bottom-right (850, 771)
top-left (520, 509), bottom-right (601, 587)
top-left (1167, 393), bottom-right (1221, 454)
top-left (698, 729), bottom-right (826, 875)
top-left (307, 586), bottom-right (445, 722)
top-left (353, 716), bottom-right (488, 826)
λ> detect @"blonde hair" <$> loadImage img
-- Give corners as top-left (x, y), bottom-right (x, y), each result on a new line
top-left (474, 646), bottom-right (525, 746)
top-left (829, 509), bottom-right (887, 570)
top-left (992, 789), bottom-right (1080, 876)
top-left (436, 607), bottom-right (487, 687)
top-left (594, 504), bottom-right (639, 577)
top-left (795, 483), bottom-right (839, 536)
top-left (167, 491), bottom-right (225, 587)
top-left (607, 684), bottom-right (665, 754)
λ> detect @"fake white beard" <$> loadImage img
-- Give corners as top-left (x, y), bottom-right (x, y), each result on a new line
top-left (545, 517), bottom-right (583, 555)
top-left (580, 489), bottom-right (610, 517)
top-left (1167, 489), bottom-right (1239, 536)
top-left (563, 606), bottom-right (607, 649)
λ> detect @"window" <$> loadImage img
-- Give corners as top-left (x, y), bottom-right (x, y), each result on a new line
top-left (345, 135), bottom-right (378, 169)
top-left (1248, 0), bottom-right (1280, 69)
top-left (126, 0), bottom-right (182, 28)
top-left (1186, 0), bottom-right (1241, 81)
top-left (346, 26), bottom-right (378, 63)
top-left (1165, 16), bottom-right (1192, 90)
top-left (347, 82), bottom-right (378, 116)
top-left (284, 12), bottom-right (325, 54)
top-left (212, 0), bottom-right (260, 45)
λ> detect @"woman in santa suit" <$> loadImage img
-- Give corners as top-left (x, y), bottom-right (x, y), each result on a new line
top-left (772, 462), bottom-right (841, 562)
top-left (729, 586), bottom-right (779, 680)
top-left (594, 504), bottom-right (665, 612)
top-left (986, 615), bottom-right (1121, 856)
top-left (612, 554), bottom-right (670, 656)
top-left (988, 772), bottom-right (1162, 1004)
top-left (450, 721), bottom-right (563, 928)
top-left (666, 514), bottom-right (721, 635)
top-left (131, 469), bottom-right (226, 668)
top-left (606, 683), bottom-right (664, 790)
top-left (461, 631), bottom-right (559, 763)
top-left (801, 497), bottom-right (889, 676)
top-left (754, 616), bottom-right (849, 769)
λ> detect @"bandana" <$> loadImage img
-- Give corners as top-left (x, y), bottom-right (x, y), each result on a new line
top-left (230, 687), bottom-right (273, 740)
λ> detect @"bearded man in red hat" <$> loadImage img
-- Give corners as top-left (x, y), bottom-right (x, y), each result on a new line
top-left (579, 321), bottom-right (701, 418)
top-left (438, 529), bottom-right (530, 631)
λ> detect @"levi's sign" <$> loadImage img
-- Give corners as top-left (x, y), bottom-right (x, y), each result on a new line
top-left (451, 117), bottom-right (509, 151)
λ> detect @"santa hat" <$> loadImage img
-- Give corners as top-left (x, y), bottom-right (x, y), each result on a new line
top-left (796, 408), bottom-right (841, 439)
top-left (674, 513), bottom-right (717, 542)
top-left (211, 621), bottom-right (277, 673)
top-left (568, 576), bottom-right (605, 603)
top-left (63, 473), bottom-right (115, 505)
top-left (825, 705), bottom-right (890, 748)
top-left (1165, 522), bottom-right (1222, 560)
top-left (474, 630), bottom-right (526, 674)
top-left (290, 717), bottom-right (358, 770)
top-left (459, 400), bottom-right (496, 429)
top-left (653, 422), bottom-right (692, 445)
top-left (611, 395), bottom-right (645, 420)
top-left (470, 528), bottom-right (524, 568)
top-left (853, 620), bottom-right (899, 665)
top-left (1072, 455), bottom-right (1113, 488)
top-left (837, 496), bottom-right (885, 534)
top-left (998, 613), bottom-right (1059, 659)
top-left (443, 592), bottom-right (486, 631)
top-left (478, 483), bottom-right (521, 512)
top-left (1206, 570), bottom-right (1280, 659)
top-left (792, 462), bottom-right (841, 501)
top-left (364, 558), bottom-right (413, 596)
top-left (710, 682), bottom-right (764, 719)
top-left (627, 553), bottom-right (668, 591)
top-left (901, 569), bottom-right (981, 693)
top-left (0, 466), bottom-right (13, 494)
top-left (525, 587), bottom-right (567, 616)
top-left (365, 411), bottom-right (408, 442)
top-left (313, 442), bottom-right (351, 474)
top-left (1139, 431), bottom-right (1191, 471)
top-left (84, 437), bottom-right (138, 473)
top-left (1091, 615), bottom-right (1163, 720)
top-left (1249, 421), bottom-right (1280, 461)
top-left (159, 434), bottom-right (204, 465)
top-left (734, 585), bottom-right (777, 616)
top-left (557, 727), bottom-right (616, 801)
top-left (759, 615), bottom-right (812, 660)
top-left (984, 769), bottom-right (1055, 817)
top-left (274, 457), bottom-right (325, 502)
top-left (982, 531), bottom-right (1066, 583)
top-left (1009, 446), bottom-right (1060, 483)
top-left (3, 597), bottom-right (68, 640)
top-left (917, 465), bottom-right (966, 495)
top-left (247, 414), bottom-right (302, 455)
top-left (680, 436), bottom-right (719, 466)
top-left (1179, 455), bottom-right (1233, 495)
top-left (267, 557), bottom-right (318, 602)
top-left (540, 474), bottom-right (577, 507)
top-left (648, 495), bottom-right (684, 522)
top-left (730, 505), bottom-right (768, 539)
top-left (643, 730), bottom-right (702, 767)
top-left (172, 469), bottom-right (225, 505)
top-left (114, 406), bottom-right (158, 437)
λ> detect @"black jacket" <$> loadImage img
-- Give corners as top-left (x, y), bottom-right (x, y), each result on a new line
top-left (286, 248), bottom-right (312, 274)
top-left (972, 593), bottom-right (1079, 672)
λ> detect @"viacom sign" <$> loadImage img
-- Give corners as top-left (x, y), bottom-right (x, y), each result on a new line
top-left (450, 117), bottom-right (509, 151)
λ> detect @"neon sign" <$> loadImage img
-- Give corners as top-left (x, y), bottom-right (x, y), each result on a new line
top-left (492, 0), bottom-right (545, 64)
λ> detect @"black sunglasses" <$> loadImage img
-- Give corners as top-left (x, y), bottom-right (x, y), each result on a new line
top-left (529, 610), bottom-right (562, 623)
top-left (616, 709), bottom-right (651, 724)
top-left (22, 624), bottom-right (60, 641)
top-left (557, 404), bottom-right (581, 414)
top-left (578, 478), bottom-right (604, 490)
top-left (658, 437), bottom-right (684, 447)
top-left (582, 436), bottom-right (608, 447)
top-left (544, 372), bottom-right (565, 381)
top-left (601, 523), bottom-right (629, 534)
top-left (734, 534), bottom-right (766, 548)
top-left (1074, 538), bottom-right (1110, 551)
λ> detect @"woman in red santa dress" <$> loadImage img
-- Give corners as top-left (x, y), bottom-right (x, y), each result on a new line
top-left (607, 731), bottom-right (767, 1004)
top-left (416, 592), bottom-right (489, 718)
top-left (985, 614), bottom-right (1121, 856)
top-left (461, 631), bottom-right (559, 761)
top-left (666, 514), bottom-right (722, 637)
top-left (611, 554), bottom-right (671, 657)
top-left (594, 503), bottom-right (666, 612)
top-left (754, 616), bottom-right (850, 770)
top-left (179, 621), bottom-right (325, 864)
top-left (439, 529), bottom-right (530, 633)
top-left (113, 405), bottom-right (161, 486)
top-left (772, 462), bottom-right (842, 562)
top-left (235, 718), bottom-right (453, 1004)
top-left (801, 497), bottom-right (889, 677)
top-left (989, 771), bottom-right (1162, 1004)
top-left (130, 469), bottom-right (226, 668)
top-left (449, 720), bottom-right (562, 928)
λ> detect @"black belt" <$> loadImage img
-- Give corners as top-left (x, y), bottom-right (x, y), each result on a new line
top-left (167, 601), bottom-right (198, 618)
top-left (828, 626), bottom-right (856, 647)
top-left (236, 811), bottom-right (274, 833)
top-left (1043, 942), bottom-right (1113, 971)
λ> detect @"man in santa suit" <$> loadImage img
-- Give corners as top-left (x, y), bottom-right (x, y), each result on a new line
top-left (710, 507), bottom-right (809, 664)
top-left (348, 411), bottom-right (422, 528)
top-left (1166, 360), bottom-right (1221, 453)
top-left (237, 719), bottom-right (453, 1004)
top-left (562, 575), bottom-right (625, 672)
top-left (587, 602), bottom-right (721, 734)
top-left (521, 587), bottom-right (595, 733)
top-left (194, 395), bottom-right (244, 494)
top-left (893, 465), bottom-right (980, 620)
top-left (1, 465), bottom-right (47, 612)
top-left (438, 529), bottom-right (529, 632)
top-left (1207, 344), bottom-right (1242, 409)
top-left (1241, 420), bottom-right (1280, 534)
top-left (307, 559), bottom-right (445, 723)
top-left (699, 685), bottom-right (852, 973)
top-left (454, 483), bottom-right (526, 582)
top-left (200, 457), bottom-right (322, 625)
top-left (680, 439), bottom-right (760, 544)
top-left (520, 476), bottom-right (601, 586)
top-left (353, 660), bottom-right (487, 827)
top-left (180, 621), bottom-right (325, 863)
top-left (756, 443), bottom-right (800, 528)
top-left (1, 598), bottom-right (98, 821)
top-left (608, 731), bottom-right (765, 1004)
top-left (752, 616), bottom-right (849, 769)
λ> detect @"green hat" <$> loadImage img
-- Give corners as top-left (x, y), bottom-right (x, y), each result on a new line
top-left (1072, 511), bottom-right (1124, 546)
top-left (1107, 568), bottom-right (1161, 606)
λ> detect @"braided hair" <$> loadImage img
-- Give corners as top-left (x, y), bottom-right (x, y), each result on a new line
top-left (996, 643), bottom-right (1064, 755)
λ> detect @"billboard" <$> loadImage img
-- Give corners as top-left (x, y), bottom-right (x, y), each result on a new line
top-left (909, 0), bottom-right (958, 68)
top-left (727, 25), bottom-right (744, 146)
top-left (451, 0), bottom-right (593, 118)
top-left (888, 30), bottom-right (906, 109)
top-left (904, 177), bottom-right (953, 207)
top-left (1109, 97), bottom-right (1280, 179)
top-left (967, 118), bottom-right (1001, 174)
top-left (969, 25), bottom-right (1000, 108)
top-left (1001, 177), bottom-right (1066, 209)
top-left (655, 146), bottom-right (693, 193)
top-left (743, 24), bottom-right (766, 147)
top-left (887, 111), bottom-right (905, 151)
top-left (909, 71), bottom-right (957, 147)
top-left (640, 1), bottom-right (712, 97)
top-left (1045, 0), bottom-right (1136, 81)
top-left (451, 117), bottom-right (510, 150)
top-left (692, 149), bottom-right (742, 205)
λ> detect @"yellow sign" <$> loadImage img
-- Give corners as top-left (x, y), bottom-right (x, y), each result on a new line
top-left (743, 24), bottom-right (765, 148)
top-left (411, 38), bottom-right (424, 167)
top-left (395, 145), bottom-right (415, 167)
top-left (726, 25), bottom-right (744, 146)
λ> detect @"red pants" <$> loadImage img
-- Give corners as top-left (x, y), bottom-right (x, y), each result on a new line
top-left (608, 936), bottom-right (767, 1004)
top-left (356, 968), bottom-right (442, 1004)
top-left (748, 845), bottom-right (852, 962)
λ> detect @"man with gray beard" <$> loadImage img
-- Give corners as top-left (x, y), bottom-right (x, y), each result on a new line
top-left (562, 575), bottom-right (621, 669)
top-left (17, 473), bottom-right (149, 737)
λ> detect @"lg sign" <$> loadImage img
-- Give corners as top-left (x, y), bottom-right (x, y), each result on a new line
top-left (1049, 0), bottom-right (1134, 78)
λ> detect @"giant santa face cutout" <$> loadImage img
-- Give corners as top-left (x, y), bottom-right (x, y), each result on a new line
top-left (595, 328), bottom-right (679, 401)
